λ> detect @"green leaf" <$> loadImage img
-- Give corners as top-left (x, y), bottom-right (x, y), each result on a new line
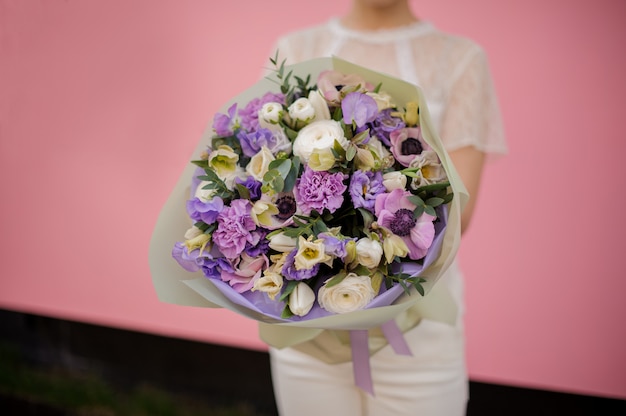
top-left (279, 280), bottom-right (299, 302)
top-left (424, 205), bottom-right (436, 217)
top-left (413, 205), bottom-right (425, 218)
top-left (235, 183), bottom-right (250, 200)
top-left (416, 181), bottom-right (450, 193)
top-left (407, 195), bottom-right (425, 207)
top-left (324, 271), bottom-right (347, 288)
top-left (281, 305), bottom-right (295, 319)
top-left (425, 197), bottom-right (445, 207)
top-left (357, 208), bottom-right (374, 229)
top-left (346, 144), bottom-right (357, 161)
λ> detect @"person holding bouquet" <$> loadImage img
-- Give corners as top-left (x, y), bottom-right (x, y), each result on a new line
top-left (265, 0), bottom-right (507, 415)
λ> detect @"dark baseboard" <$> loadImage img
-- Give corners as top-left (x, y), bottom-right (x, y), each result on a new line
top-left (0, 308), bottom-right (623, 415)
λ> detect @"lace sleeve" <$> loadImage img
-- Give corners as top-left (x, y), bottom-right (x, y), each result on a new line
top-left (439, 46), bottom-right (507, 157)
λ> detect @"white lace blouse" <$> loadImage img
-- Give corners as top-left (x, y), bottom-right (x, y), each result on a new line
top-left (270, 17), bottom-right (507, 156)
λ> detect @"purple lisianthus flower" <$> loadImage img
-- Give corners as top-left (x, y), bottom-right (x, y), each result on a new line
top-left (197, 256), bottom-right (234, 279)
top-left (212, 103), bottom-right (237, 137)
top-left (212, 199), bottom-right (257, 259)
top-left (342, 92), bottom-right (379, 128)
top-left (186, 196), bottom-right (224, 224)
top-left (245, 228), bottom-right (271, 257)
top-left (374, 188), bottom-right (435, 260)
top-left (318, 232), bottom-right (355, 260)
top-left (389, 127), bottom-right (431, 167)
top-left (368, 108), bottom-right (406, 146)
top-left (237, 128), bottom-right (291, 158)
top-left (172, 242), bottom-right (201, 272)
top-left (349, 170), bottom-right (386, 212)
top-left (239, 92), bottom-right (285, 131)
top-left (282, 249), bottom-right (320, 281)
top-left (235, 176), bottom-right (262, 201)
top-left (294, 166), bottom-right (348, 215)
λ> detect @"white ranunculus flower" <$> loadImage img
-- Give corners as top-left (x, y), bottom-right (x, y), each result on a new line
top-left (355, 238), bottom-right (383, 269)
top-left (259, 101), bottom-right (283, 125)
top-left (288, 97), bottom-right (315, 123)
top-left (318, 273), bottom-right (376, 314)
top-left (246, 146), bottom-right (275, 181)
top-left (382, 171), bottom-right (407, 191)
top-left (292, 119), bottom-right (349, 163)
top-left (268, 233), bottom-right (297, 253)
top-left (308, 89), bottom-right (331, 122)
top-left (289, 282), bottom-right (316, 316)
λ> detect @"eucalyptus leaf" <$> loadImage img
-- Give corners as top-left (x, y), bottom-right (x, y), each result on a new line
top-left (425, 197), bottom-right (445, 207)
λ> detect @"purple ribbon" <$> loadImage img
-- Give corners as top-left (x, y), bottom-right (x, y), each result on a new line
top-left (350, 320), bottom-right (413, 396)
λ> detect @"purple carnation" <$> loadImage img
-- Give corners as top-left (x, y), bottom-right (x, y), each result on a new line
top-left (212, 103), bottom-right (237, 137)
top-left (186, 196), bottom-right (224, 224)
top-left (294, 166), bottom-right (348, 215)
top-left (342, 92), bottom-right (379, 128)
top-left (212, 199), bottom-right (257, 259)
top-left (235, 176), bottom-right (262, 201)
top-left (349, 170), bottom-right (386, 212)
top-left (238, 92), bottom-right (285, 131)
top-left (368, 108), bottom-right (406, 147)
top-left (281, 249), bottom-right (320, 281)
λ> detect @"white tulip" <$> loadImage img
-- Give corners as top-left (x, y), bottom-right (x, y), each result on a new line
top-left (289, 282), bottom-right (316, 316)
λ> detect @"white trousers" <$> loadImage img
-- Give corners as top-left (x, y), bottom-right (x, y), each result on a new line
top-left (269, 318), bottom-right (468, 416)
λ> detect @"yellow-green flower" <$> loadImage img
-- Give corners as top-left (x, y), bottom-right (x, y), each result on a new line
top-left (208, 145), bottom-right (239, 178)
top-left (308, 148), bottom-right (336, 171)
top-left (183, 233), bottom-right (210, 254)
top-left (294, 236), bottom-right (332, 270)
top-left (251, 200), bottom-right (279, 227)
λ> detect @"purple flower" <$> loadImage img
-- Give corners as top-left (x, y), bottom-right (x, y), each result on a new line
top-left (294, 166), bottom-right (347, 215)
top-left (197, 256), bottom-right (234, 279)
top-left (172, 242), bottom-right (201, 272)
top-left (186, 196), bottom-right (224, 224)
top-left (212, 103), bottom-right (237, 137)
top-left (374, 188), bottom-right (435, 260)
top-left (245, 228), bottom-right (271, 257)
top-left (368, 108), bottom-right (406, 146)
top-left (342, 92), bottom-right (379, 128)
top-left (237, 128), bottom-right (291, 158)
top-left (239, 92), bottom-right (285, 131)
top-left (349, 170), bottom-right (386, 212)
top-left (235, 176), bottom-right (262, 201)
top-left (212, 199), bottom-right (257, 259)
top-left (318, 232), bottom-right (354, 260)
top-left (238, 128), bottom-right (273, 158)
top-left (282, 249), bottom-right (320, 281)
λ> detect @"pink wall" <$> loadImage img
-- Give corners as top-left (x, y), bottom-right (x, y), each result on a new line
top-left (1, 0), bottom-right (625, 400)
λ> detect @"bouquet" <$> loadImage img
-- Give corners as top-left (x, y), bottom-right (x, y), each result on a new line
top-left (149, 56), bottom-right (468, 393)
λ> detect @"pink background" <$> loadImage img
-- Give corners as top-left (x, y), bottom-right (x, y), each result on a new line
top-left (1, 0), bottom-right (625, 400)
